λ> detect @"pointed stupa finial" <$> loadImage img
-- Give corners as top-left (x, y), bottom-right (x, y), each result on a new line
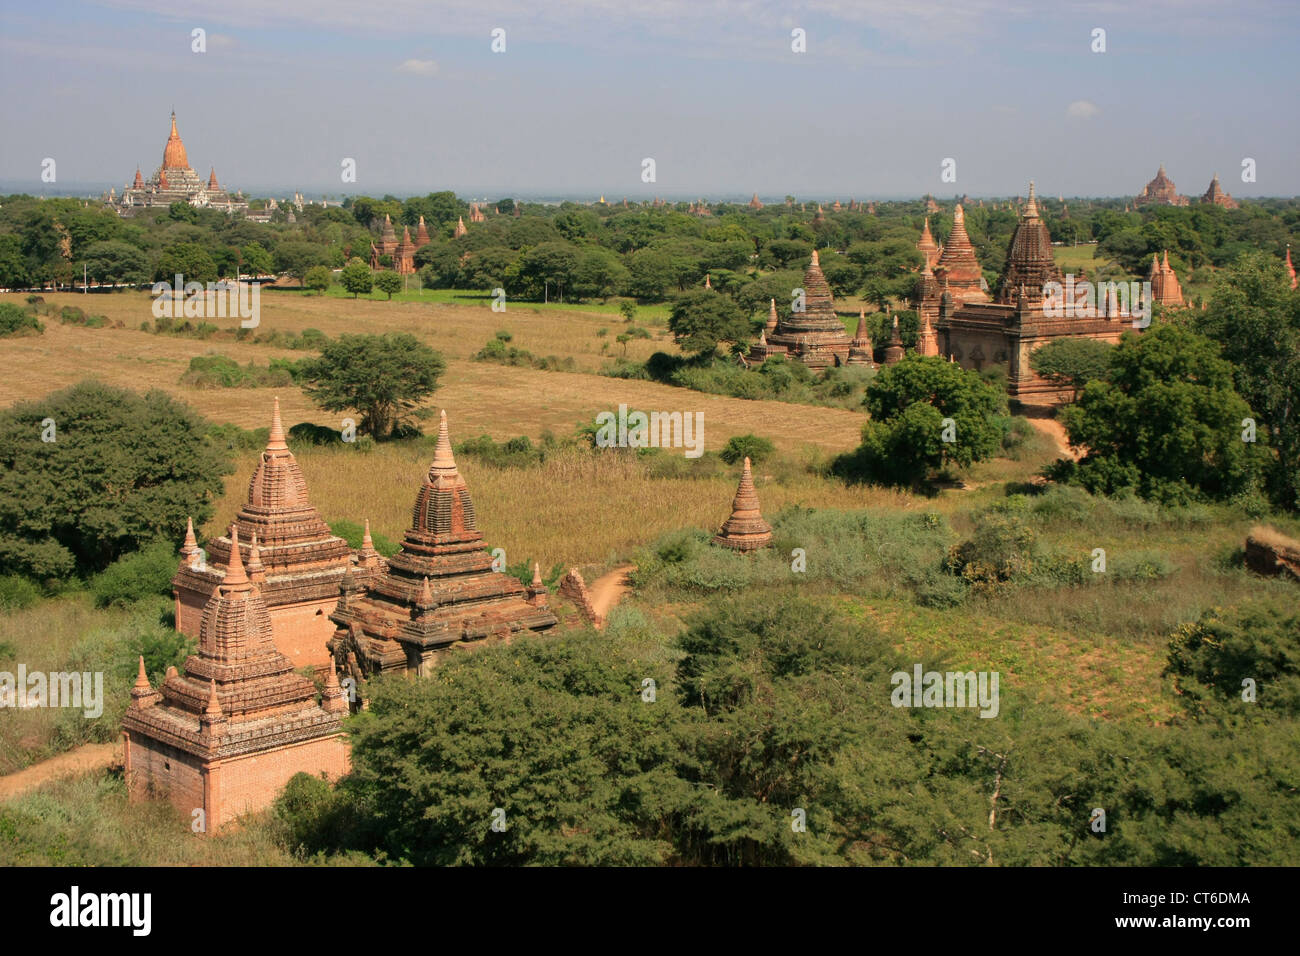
top-left (224, 525), bottom-right (248, 587)
top-left (418, 575), bottom-right (434, 607)
top-left (134, 656), bottom-right (150, 691)
top-left (267, 397), bottom-right (288, 452)
top-left (430, 409), bottom-right (456, 474)
top-left (362, 518), bottom-right (374, 551)
top-left (532, 562), bottom-right (542, 587)
top-left (953, 203), bottom-right (965, 223)
top-left (247, 530), bottom-right (266, 580)
top-left (810, 248), bottom-right (820, 267)
top-left (182, 516), bottom-right (197, 553)
top-left (204, 679), bottom-right (223, 719)
top-left (1024, 181), bottom-right (1038, 218)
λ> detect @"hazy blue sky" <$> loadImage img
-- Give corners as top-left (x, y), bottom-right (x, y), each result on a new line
top-left (2, 0), bottom-right (1297, 199)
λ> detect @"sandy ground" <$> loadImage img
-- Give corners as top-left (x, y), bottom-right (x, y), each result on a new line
top-left (587, 564), bottom-right (636, 620)
top-left (1027, 417), bottom-right (1080, 461)
top-left (0, 742), bottom-right (121, 803)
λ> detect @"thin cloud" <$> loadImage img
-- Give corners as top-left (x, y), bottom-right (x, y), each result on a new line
top-left (1067, 100), bottom-right (1100, 119)
top-left (396, 58), bottom-right (438, 76)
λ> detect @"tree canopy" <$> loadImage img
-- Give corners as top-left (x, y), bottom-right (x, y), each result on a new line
top-left (299, 333), bottom-right (445, 439)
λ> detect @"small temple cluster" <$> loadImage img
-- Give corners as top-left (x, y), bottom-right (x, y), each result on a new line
top-left (112, 112), bottom-right (247, 214)
top-left (369, 213), bottom-right (432, 274)
top-left (135, 401), bottom-right (568, 830)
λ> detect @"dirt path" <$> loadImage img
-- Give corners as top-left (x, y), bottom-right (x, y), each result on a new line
top-left (0, 742), bottom-right (120, 803)
top-left (1027, 417), bottom-right (1080, 461)
top-left (587, 564), bottom-right (635, 620)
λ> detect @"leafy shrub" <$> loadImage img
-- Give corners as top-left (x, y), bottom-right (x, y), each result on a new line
top-left (0, 575), bottom-right (41, 611)
top-left (0, 302), bottom-right (43, 337)
top-left (90, 541), bottom-right (177, 607)
top-left (946, 505), bottom-right (1039, 593)
top-left (720, 434), bottom-right (775, 465)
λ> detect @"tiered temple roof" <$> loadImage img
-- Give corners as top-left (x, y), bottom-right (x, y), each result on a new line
top-left (996, 182), bottom-right (1063, 304)
top-left (882, 315), bottom-right (905, 365)
top-left (172, 399), bottom-right (352, 664)
top-left (1135, 164), bottom-right (1188, 207)
top-left (712, 458), bottom-right (772, 552)
top-left (764, 250), bottom-right (853, 368)
top-left (326, 411), bottom-right (557, 678)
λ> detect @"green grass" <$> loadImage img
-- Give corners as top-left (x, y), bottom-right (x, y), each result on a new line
top-left (317, 284), bottom-right (674, 321)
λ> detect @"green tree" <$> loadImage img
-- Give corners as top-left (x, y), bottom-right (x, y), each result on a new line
top-left (240, 242), bottom-right (274, 277)
top-left (719, 434), bottom-right (775, 465)
top-left (274, 241), bottom-right (324, 286)
top-left (1058, 324), bottom-right (1264, 503)
top-left (81, 240), bottom-right (149, 287)
top-left (303, 266), bottom-right (332, 294)
top-left (299, 333), bottom-right (445, 439)
top-left (1194, 251), bottom-right (1300, 510)
top-left (339, 258), bottom-right (373, 298)
top-left (1029, 337), bottom-right (1114, 402)
top-left (0, 382), bottom-right (229, 576)
top-left (373, 270), bottom-right (403, 300)
top-left (835, 356), bottom-right (1006, 486)
top-left (154, 242), bottom-right (217, 283)
top-left (668, 290), bottom-right (750, 357)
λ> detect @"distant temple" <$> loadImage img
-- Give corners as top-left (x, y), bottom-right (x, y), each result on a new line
top-left (172, 400), bottom-right (353, 668)
top-left (1200, 174), bottom-right (1239, 210)
top-left (116, 112), bottom-right (246, 214)
top-left (124, 527), bottom-right (348, 833)
top-left (326, 411), bottom-right (557, 681)
top-left (749, 250), bottom-right (854, 368)
top-left (749, 193), bottom-right (763, 210)
top-left (933, 182), bottom-right (1132, 406)
top-left (370, 214), bottom-right (430, 274)
top-left (1134, 164), bottom-right (1188, 207)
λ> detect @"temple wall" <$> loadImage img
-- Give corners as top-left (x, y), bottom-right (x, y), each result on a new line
top-left (267, 599), bottom-right (339, 667)
top-left (209, 735), bottom-right (348, 831)
top-left (124, 733), bottom-right (205, 820)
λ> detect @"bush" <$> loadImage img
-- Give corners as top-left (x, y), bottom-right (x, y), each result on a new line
top-left (328, 519), bottom-right (399, 556)
top-left (90, 541), bottom-right (178, 607)
top-left (946, 504), bottom-right (1039, 593)
top-left (0, 302), bottom-right (43, 337)
top-left (0, 575), bottom-right (41, 611)
top-left (720, 434), bottom-right (775, 465)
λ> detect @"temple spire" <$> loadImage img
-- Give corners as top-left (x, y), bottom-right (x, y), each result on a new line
top-left (429, 410), bottom-right (457, 475)
top-left (1024, 181), bottom-right (1038, 218)
top-left (267, 397), bottom-right (288, 452)
top-left (224, 525), bottom-right (249, 587)
top-left (712, 457), bottom-right (772, 551)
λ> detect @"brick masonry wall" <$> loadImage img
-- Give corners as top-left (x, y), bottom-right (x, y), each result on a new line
top-left (210, 734), bottom-right (349, 830)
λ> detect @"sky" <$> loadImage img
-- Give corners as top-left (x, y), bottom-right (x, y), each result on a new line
top-left (1, 0), bottom-right (1297, 200)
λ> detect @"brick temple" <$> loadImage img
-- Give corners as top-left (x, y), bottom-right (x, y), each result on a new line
top-left (1200, 174), bottom-right (1239, 210)
top-left (931, 182), bottom-right (1131, 407)
top-left (326, 410), bottom-right (557, 680)
top-left (124, 528), bottom-right (349, 833)
top-left (755, 250), bottom-right (854, 368)
top-left (370, 214), bottom-right (430, 274)
top-left (173, 399), bottom-right (352, 668)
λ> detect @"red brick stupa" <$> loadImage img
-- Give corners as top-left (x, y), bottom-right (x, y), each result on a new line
top-left (934, 204), bottom-right (989, 306)
top-left (712, 457), bottom-right (772, 552)
top-left (326, 410), bottom-right (557, 679)
top-left (124, 528), bottom-right (349, 833)
top-left (1134, 164), bottom-right (1188, 207)
top-left (173, 399), bottom-right (352, 667)
top-left (765, 250), bottom-right (853, 368)
top-left (1200, 173), bottom-right (1239, 210)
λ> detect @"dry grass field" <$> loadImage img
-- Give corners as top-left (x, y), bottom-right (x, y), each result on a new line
top-left (0, 291), bottom-right (864, 452)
